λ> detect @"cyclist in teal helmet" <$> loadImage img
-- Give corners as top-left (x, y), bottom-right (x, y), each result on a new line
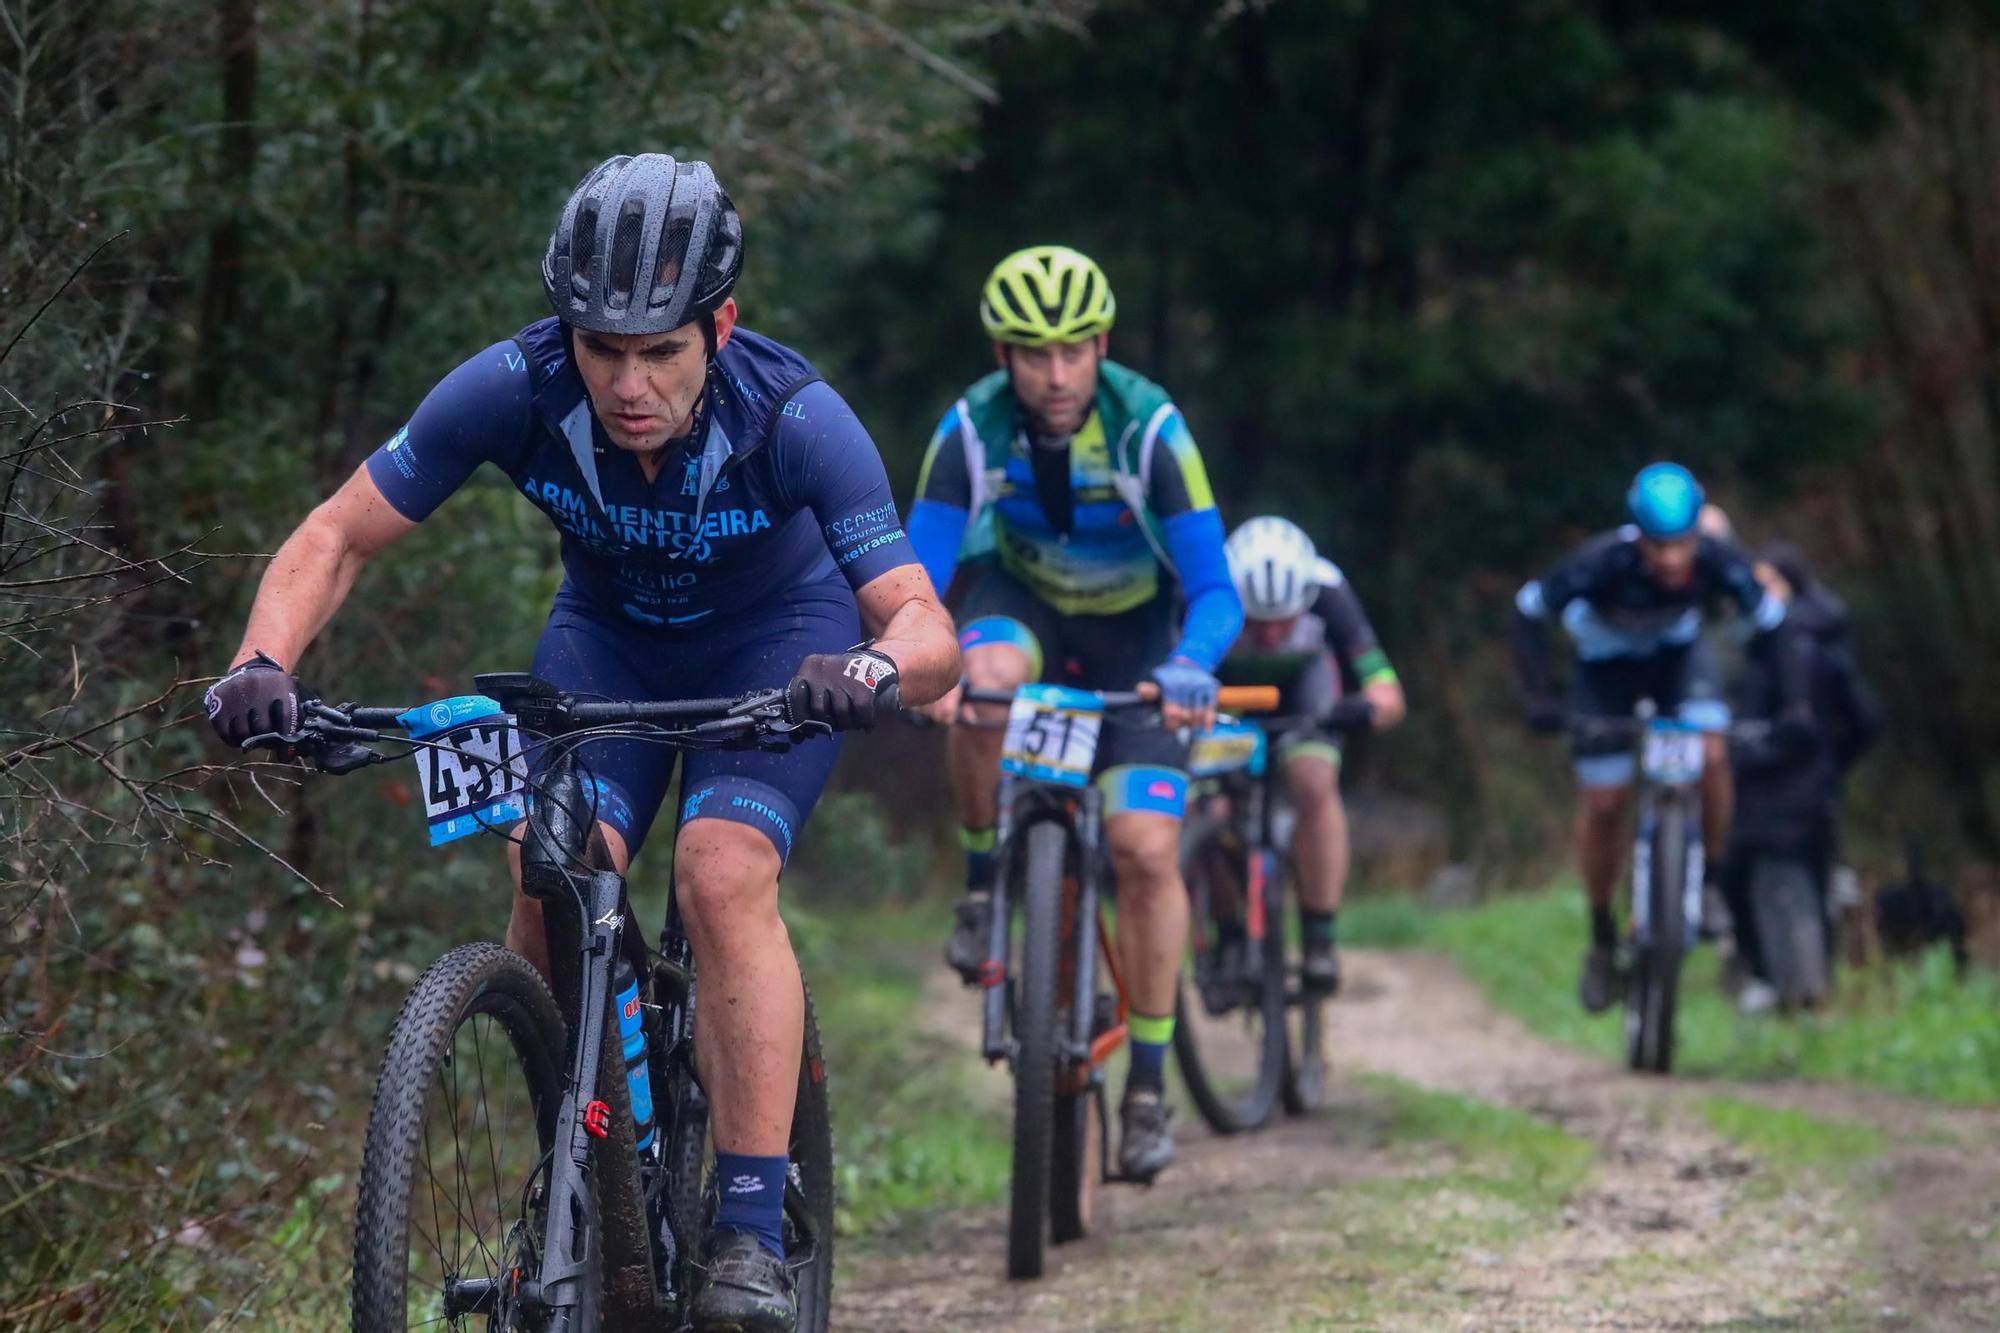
top-left (1513, 463), bottom-right (1800, 1014)
top-left (1628, 462), bottom-right (1705, 538)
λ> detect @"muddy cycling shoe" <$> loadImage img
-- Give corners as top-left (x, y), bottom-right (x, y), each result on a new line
top-left (1579, 944), bottom-right (1621, 1014)
top-left (944, 892), bottom-right (994, 984)
top-left (1118, 1089), bottom-right (1176, 1181)
top-left (1301, 938), bottom-right (1342, 996)
top-left (689, 1230), bottom-right (796, 1332)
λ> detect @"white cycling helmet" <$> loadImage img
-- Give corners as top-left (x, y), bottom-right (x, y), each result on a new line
top-left (1226, 516), bottom-right (1320, 620)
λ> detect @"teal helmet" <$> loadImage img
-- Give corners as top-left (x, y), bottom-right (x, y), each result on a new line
top-left (1627, 463), bottom-right (1704, 539)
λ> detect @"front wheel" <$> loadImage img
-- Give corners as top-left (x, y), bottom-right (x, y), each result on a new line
top-left (352, 942), bottom-right (587, 1332)
top-left (1626, 803), bottom-right (1688, 1075)
top-left (1174, 818), bottom-right (1287, 1133)
top-left (1007, 820), bottom-right (1068, 1280)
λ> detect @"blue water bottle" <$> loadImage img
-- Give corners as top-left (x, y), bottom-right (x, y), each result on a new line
top-left (612, 953), bottom-right (656, 1156)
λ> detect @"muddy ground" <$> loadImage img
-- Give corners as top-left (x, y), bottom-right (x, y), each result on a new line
top-left (838, 950), bottom-right (2000, 1331)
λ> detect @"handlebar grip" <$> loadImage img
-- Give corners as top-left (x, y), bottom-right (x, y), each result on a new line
top-left (1217, 685), bottom-right (1281, 714)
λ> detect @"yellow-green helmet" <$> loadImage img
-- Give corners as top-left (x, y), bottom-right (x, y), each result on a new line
top-left (979, 245), bottom-right (1116, 346)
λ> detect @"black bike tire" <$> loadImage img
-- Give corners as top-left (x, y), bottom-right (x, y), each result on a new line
top-left (1277, 851), bottom-right (1330, 1116)
top-left (1750, 855), bottom-right (1829, 1011)
top-left (665, 977), bottom-right (836, 1329)
top-left (1641, 803), bottom-right (1687, 1074)
top-left (1050, 925), bottom-right (1106, 1245)
top-left (1173, 821), bottom-right (1285, 1133)
top-left (1007, 820), bottom-right (1066, 1280)
top-left (789, 979), bottom-right (838, 1327)
top-left (351, 941), bottom-right (589, 1331)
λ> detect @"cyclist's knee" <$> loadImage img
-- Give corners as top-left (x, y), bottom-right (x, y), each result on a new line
top-left (1285, 755), bottom-right (1339, 807)
top-left (964, 643), bottom-right (1033, 690)
top-left (1106, 812), bottom-right (1180, 891)
top-left (675, 819), bottom-right (784, 938)
top-left (1579, 786), bottom-right (1628, 824)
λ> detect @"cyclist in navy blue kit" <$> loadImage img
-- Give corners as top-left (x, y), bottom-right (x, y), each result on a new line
top-left (203, 154), bottom-right (959, 1331)
top-left (1514, 463), bottom-right (1800, 1016)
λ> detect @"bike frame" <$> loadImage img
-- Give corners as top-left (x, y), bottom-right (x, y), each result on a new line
top-left (318, 674), bottom-right (829, 1324)
top-left (980, 777), bottom-right (1132, 1096)
top-left (1620, 705), bottom-right (1710, 955)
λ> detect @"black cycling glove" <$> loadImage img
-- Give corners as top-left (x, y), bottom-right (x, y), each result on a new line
top-left (1327, 695), bottom-right (1377, 734)
top-left (1525, 696), bottom-right (1567, 735)
top-left (786, 646), bottom-right (900, 732)
top-left (204, 651), bottom-right (304, 749)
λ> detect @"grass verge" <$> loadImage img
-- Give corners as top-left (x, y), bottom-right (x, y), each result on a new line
top-left (789, 902), bottom-right (1011, 1235)
top-left (1698, 1095), bottom-right (1886, 1175)
top-left (1353, 884), bottom-right (2000, 1104)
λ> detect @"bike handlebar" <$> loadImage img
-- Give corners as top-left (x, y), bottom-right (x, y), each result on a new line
top-left (959, 683), bottom-right (1280, 713)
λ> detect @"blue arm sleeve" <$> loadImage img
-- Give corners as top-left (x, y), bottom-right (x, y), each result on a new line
top-left (906, 497), bottom-right (968, 597)
top-left (778, 380), bottom-right (914, 590)
top-left (364, 340), bottom-right (533, 521)
top-left (1162, 508), bottom-right (1242, 671)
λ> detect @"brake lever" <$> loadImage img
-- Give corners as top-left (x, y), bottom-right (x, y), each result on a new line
top-left (315, 742), bottom-right (386, 775)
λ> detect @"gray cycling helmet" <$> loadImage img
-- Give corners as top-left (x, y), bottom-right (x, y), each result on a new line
top-left (542, 154), bottom-right (744, 335)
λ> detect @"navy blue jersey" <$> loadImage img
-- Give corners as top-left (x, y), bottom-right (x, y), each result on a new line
top-left (1516, 527), bottom-right (1782, 661)
top-left (366, 319), bottom-right (911, 629)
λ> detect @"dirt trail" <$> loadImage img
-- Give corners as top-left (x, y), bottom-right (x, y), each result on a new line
top-left (839, 951), bottom-right (2000, 1331)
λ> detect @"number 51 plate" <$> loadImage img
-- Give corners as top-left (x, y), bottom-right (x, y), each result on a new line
top-left (1000, 684), bottom-right (1104, 788)
top-left (398, 695), bottom-right (530, 845)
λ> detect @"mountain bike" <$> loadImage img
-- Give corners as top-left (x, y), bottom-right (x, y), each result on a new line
top-left (1577, 701), bottom-right (1763, 1074)
top-left (958, 682), bottom-right (1275, 1280)
top-left (285, 670), bottom-right (858, 1331)
top-left (1175, 714), bottom-right (1332, 1133)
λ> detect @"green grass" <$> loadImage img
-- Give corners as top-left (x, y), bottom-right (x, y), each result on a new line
top-left (1391, 883), bottom-right (2000, 1105)
top-left (1698, 1095), bottom-right (1886, 1173)
top-left (1365, 1074), bottom-right (1595, 1208)
top-left (789, 903), bottom-right (1011, 1234)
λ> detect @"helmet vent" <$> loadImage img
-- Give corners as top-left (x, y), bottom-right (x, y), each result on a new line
top-left (606, 199), bottom-right (646, 312)
top-left (653, 216), bottom-right (691, 310)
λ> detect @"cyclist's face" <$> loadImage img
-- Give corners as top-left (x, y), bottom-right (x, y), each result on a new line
top-left (574, 299), bottom-right (738, 453)
top-left (1638, 534), bottom-right (1698, 588)
top-left (999, 336), bottom-right (1105, 436)
top-left (1247, 615), bottom-right (1299, 650)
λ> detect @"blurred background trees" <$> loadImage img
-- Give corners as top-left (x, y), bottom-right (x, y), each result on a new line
top-left (4, 0), bottom-right (1998, 1321)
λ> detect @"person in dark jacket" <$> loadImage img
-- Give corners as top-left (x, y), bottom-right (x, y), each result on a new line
top-left (1721, 543), bottom-right (1881, 1010)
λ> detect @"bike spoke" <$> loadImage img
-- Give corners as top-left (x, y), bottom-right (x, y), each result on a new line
top-left (438, 1056), bottom-right (502, 1277)
top-left (473, 1018), bottom-right (509, 1258)
top-left (420, 1118), bottom-right (453, 1283)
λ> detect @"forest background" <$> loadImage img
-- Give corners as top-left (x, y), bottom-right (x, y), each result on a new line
top-left (7, 0), bottom-right (2000, 1322)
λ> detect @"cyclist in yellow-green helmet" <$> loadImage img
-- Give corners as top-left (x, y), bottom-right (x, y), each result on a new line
top-left (905, 244), bottom-right (1243, 1182)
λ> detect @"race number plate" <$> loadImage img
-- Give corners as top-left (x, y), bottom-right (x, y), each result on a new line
top-left (1000, 684), bottom-right (1104, 788)
top-left (398, 695), bottom-right (529, 845)
top-left (1188, 717), bottom-right (1267, 778)
top-left (1641, 722), bottom-right (1705, 785)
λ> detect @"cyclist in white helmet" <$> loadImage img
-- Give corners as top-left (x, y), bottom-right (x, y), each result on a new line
top-left (1216, 517), bottom-right (1406, 992)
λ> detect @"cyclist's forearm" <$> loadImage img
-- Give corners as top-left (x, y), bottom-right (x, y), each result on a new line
top-left (232, 516), bottom-right (369, 671)
top-left (854, 564), bottom-right (961, 704)
top-left (1511, 607), bottom-right (1553, 698)
top-left (1364, 679), bottom-right (1406, 730)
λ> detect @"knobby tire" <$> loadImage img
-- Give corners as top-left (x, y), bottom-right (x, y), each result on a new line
top-left (1629, 802), bottom-right (1686, 1075)
top-left (351, 942), bottom-right (590, 1332)
top-left (1007, 820), bottom-right (1067, 1280)
top-left (1174, 819), bottom-right (1287, 1133)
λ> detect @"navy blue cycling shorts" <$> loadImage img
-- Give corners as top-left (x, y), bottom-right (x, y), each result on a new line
top-left (526, 574), bottom-right (860, 863)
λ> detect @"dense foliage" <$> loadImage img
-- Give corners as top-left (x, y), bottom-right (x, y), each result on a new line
top-left (4, 0), bottom-right (1998, 1323)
